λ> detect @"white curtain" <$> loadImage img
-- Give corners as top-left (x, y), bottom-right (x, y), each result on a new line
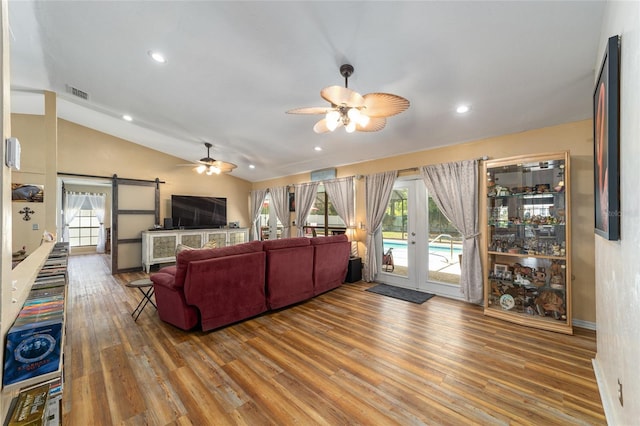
top-left (269, 186), bottom-right (291, 238)
top-left (63, 192), bottom-right (87, 243)
top-left (249, 189), bottom-right (268, 241)
top-left (325, 176), bottom-right (356, 254)
top-left (86, 193), bottom-right (107, 253)
top-left (420, 160), bottom-right (483, 304)
top-left (363, 171), bottom-right (398, 281)
top-left (295, 182), bottom-right (320, 236)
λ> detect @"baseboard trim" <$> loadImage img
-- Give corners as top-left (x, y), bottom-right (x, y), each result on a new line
top-left (572, 319), bottom-right (596, 330)
top-left (592, 356), bottom-right (616, 425)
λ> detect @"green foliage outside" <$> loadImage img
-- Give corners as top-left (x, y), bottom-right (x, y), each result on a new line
top-left (381, 189), bottom-right (461, 243)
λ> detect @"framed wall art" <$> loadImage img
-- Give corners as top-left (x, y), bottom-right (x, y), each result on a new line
top-left (12, 183), bottom-right (44, 202)
top-left (593, 35), bottom-right (620, 241)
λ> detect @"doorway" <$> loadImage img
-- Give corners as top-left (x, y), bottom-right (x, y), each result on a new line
top-left (377, 178), bottom-right (463, 298)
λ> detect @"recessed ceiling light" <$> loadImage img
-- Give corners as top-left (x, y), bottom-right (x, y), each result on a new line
top-left (456, 105), bottom-right (470, 114)
top-left (148, 50), bottom-right (167, 64)
top-left (122, 114), bottom-right (133, 122)
top-left (314, 146), bottom-right (322, 151)
top-left (249, 164), bottom-right (255, 169)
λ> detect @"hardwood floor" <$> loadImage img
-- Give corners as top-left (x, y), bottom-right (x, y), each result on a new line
top-left (62, 254), bottom-right (605, 425)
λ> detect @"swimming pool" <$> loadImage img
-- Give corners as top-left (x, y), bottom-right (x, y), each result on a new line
top-left (383, 239), bottom-right (462, 256)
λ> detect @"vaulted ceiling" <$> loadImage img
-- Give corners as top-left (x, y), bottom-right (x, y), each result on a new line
top-left (9, 1), bottom-right (605, 182)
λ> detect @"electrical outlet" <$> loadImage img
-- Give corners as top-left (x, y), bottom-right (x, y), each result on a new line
top-left (618, 379), bottom-right (624, 406)
top-left (32, 223), bottom-right (39, 230)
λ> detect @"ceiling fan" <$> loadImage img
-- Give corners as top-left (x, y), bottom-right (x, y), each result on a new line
top-left (287, 64), bottom-right (410, 133)
top-left (184, 142), bottom-right (237, 175)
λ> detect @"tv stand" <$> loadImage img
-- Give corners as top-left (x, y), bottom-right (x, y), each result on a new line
top-left (141, 228), bottom-right (248, 273)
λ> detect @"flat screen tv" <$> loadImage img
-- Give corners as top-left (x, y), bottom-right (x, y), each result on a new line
top-left (171, 195), bottom-right (227, 229)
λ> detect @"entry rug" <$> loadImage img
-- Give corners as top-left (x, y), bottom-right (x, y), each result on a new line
top-left (366, 284), bottom-right (435, 304)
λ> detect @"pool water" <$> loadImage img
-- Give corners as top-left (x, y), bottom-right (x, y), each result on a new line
top-left (383, 240), bottom-right (462, 256)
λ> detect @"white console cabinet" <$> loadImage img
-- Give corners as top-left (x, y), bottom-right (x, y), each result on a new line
top-left (141, 228), bottom-right (249, 273)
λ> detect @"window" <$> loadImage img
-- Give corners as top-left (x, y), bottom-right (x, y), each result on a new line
top-left (427, 196), bottom-right (462, 285)
top-left (259, 193), bottom-right (283, 240)
top-left (305, 185), bottom-right (345, 236)
top-left (68, 205), bottom-right (100, 247)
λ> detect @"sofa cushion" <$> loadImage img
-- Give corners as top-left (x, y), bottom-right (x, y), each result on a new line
top-left (310, 234), bottom-right (349, 246)
top-left (202, 240), bottom-right (217, 249)
top-left (174, 240), bottom-right (263, 288)
top-left (262, 237), bottom-right (310, 250)
top-left (175, 243), bottom-right (196, 256)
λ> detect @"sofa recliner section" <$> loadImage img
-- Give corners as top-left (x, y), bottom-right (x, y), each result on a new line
top-left (263, 237), bottom-right (314, 309)
top-left (310, 234), bottom-right (350, 295)
top-left (184, 251), bottom-right (267, 331)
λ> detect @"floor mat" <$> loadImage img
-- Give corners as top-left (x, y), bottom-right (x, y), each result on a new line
top-left (366, 283), bottom-right (435, 304)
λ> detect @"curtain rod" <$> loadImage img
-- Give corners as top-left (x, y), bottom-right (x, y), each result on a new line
top-left (397, 156), bottom-right (489, 174)
top-left (287, 174), bottom-right (361, 188)
top-left (64, 191), bottom-right (105, 196)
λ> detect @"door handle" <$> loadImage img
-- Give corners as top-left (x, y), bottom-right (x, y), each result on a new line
top-left (411, 232), bottom-right (416, 236)
top-left (411, 241), bottom-right (416, 245)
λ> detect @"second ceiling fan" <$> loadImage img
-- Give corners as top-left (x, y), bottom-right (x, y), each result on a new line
top-left (287, 64), bottom-right (410, 133)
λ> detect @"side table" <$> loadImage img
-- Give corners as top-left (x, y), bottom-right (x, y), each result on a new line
top-left (126, 278), bottom-right (157, 321)
top-left (345, 257), bottom-right (362, 283)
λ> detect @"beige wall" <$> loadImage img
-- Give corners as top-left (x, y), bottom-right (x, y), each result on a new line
top-left (254, 119), bottom-right (595, 324)
top-left (11, 115), bottom-right (252, 226)
top-left (56, 119), bottom-right (252, 226)
top-left (10, 114), bottom-right (47, 253)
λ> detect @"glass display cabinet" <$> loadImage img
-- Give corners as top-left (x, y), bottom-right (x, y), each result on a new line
top-left (482, 152), bottom-right (572, 334)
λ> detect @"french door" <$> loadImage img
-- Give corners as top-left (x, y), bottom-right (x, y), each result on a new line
top-left (378, 178), bottom-right (462, 298)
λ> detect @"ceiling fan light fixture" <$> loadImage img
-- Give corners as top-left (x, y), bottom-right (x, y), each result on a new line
top-left (189, 142), bottom-right (237, 176)
top-left (287, 63), bottom-right (409, 134)
top-left (326, 110), bottom-right (340, 131)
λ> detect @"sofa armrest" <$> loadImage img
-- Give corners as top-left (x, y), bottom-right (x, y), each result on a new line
top-left (158, 265), bottom-right (177, 276)
top-left (150, 272), bottom-right (183, 291)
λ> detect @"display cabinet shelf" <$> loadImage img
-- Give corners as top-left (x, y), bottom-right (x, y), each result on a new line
top-left (482, 151), bottom-right (572, 334)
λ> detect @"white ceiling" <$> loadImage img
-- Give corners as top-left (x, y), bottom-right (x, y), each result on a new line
top-left (8, 1), bottom-right (605, 182)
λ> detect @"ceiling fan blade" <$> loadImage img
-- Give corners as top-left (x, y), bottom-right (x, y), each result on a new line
top-left (313, 118), bottom-right (331, 133)
top-left (286, 106), bottom-right (331, 115)
top-left (211, 160), bottom-right (237, 172)
top-left (313, 118), bottom-right (344, 134)
top-left (321, 85), bottom-right (365, 107)
top-left (362, 93), bottom-right (410, 117)
top-left (357, 117), bottom-right (386, 132)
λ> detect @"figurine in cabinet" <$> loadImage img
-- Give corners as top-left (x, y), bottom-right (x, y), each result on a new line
top-left (533, 268), bottom-right (546, 287)
top-left (535, 290), bottom-right (565, 319)
top-left (549, 260), bottom-right (565, 289)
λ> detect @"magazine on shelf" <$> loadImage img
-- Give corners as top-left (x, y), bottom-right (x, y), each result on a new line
top-left (6, 382), bottom-right (50, 425)
top-left (3, 319), bottom-right (63, 386)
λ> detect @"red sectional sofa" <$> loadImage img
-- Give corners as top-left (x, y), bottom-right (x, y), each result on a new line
top-left (150, 235), bottom-right (350, 331)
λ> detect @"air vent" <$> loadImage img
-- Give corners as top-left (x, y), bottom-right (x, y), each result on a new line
top-left (65, 84), bottom-right (89, 100)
